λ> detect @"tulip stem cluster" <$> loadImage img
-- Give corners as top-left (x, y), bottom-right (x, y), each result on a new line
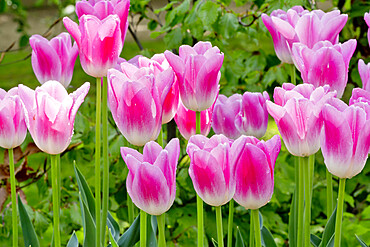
top-left (252, 209), bottom-right (261, 247)
top-left (157, 214), bottom-right (166, 247)
top-left (303, 157), bottom-right (311, 247)
top-left (95, 77), bottom-right (102, 247)
top-left (227, 200), bottom-right (234, 247)
top-left (249, 212), bottom-right (254, 247)
top-left (297, 157), bottom-right (304, 246)
top-left (326, 170), bottom-right (334, 218)
top-left (140, 210), bottom-right (147, 247)
top-left (9, 148), bottom-right (18, 247)
top-left (215, 206), bottom-right (224, 247)
top-left (334, 178), bottom-right (346, 247)
top-left (50, 154), bottom-right (61, 247)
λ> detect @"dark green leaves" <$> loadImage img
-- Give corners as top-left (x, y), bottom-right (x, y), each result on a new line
top-left (18, 194), bottom-right (40, 247)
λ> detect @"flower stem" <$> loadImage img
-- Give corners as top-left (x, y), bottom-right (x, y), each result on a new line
top-left (309, 154), bottom-right (314, 203)
top-left (216, 206), bottom-right (224, 247)
top-left (128, 193), bottom-right (134, 223)
top-left (9, 148), bottom-right (18, 247)
top-left (101, 76), bottom-right (109, 246)
top-left (158, 125), bottom-right (163, 148)
top-left (249, 211), bottom-right (254, 247)
top-left (51, 154), bottom-right (60, 247)
top-left (334, 178), bottom-right (346, 247)
top-left (197, 195), bottom-right (204, 247)
top-left (140, 210), bottom-right (147, 247)
top-left (95, 77), bottom-right (102, 247)
top-left (291, 64), bottom-right (296, 85)
top-left (227, 200), bottom-right (234, 247)
top-left (157, 213), bottom-right (166, 247)
top-left (297, 157), bottom-right (304, 247)
top-left (196, 112), bottom-right (201, 135)
top-left (252, 209), bottom-right (261, 247)
top-left (326, 169), bottom-right (333, 219)
top-left (303, 156), bottom-right (311, 247)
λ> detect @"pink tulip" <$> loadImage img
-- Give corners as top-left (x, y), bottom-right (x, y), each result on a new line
top-left (29, 33), bottom-right (78, 87)
top-left (187, 134), bottom-right (234, 206)
top-left (261, 6), bottom-right (307, 63)
top-left (107, 61), bottom-right (174, 146)
top-left (212, 94), bottom-right (242, 140)
top-left (358, 59), bottom-right (370, 91)
top-left (0, 88), bottom-right (27, 149)
top-left (292, 40), bottom-right (356, 98)
top-left (120, 138), bottom-right (179, 215)
top-left (63, 14), bottom-right (122, 78)
top-left (235, 91), bottom-right (270, 139)
top-left (321, 98), bottom-right (370, 178)
top-left (174, 100), bottom-right (213, 140)
top-left (164, 41), bottom-right (224, 111)
top-left (18, 81), bottom-right (90, 154)
top-left (75, 0), bottom-right (130, 44)
top-left (231, 135), bottom-right (281, 209)
top-left (365, 12), bottom-right (370, 46)
top-left (349, 88), bottom-right (370, 118)
top-left (266, 83), bottom-right (335, 157)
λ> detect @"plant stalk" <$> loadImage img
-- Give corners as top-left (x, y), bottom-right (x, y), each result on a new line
top-left (297, 157), bottom-right (304, 247)
top-left (195, 111), bottom-right (203, 247)
top-left (303, 156), bottom-right (311, 247)
top-left (326, 169), bottom-right (333, 219)
top-left (249, 210), bottom-right (254, 247)
top-left (9, 148), bottom-right (18, 247)
top-left (158, 125), bottom-right (164, 148)
top-left (51, 154), bottom-right (60, 247)
top-left (252, 209), bottom-right (261, 247)
top-left (216, 206), bottom-right (224, 247)
top-left (291, 64), bottom-right (296, 85)
top-left (157, 213), bottom-right (166, 247)
top-left (140, 210), bottom-right (147, 247)
top-left (227, 200), bottom-right (234, 247)
top-left (95, 77), bottom-right (102, 247)
top-left (128, 193), bottom-right (134, 223)
top-left (334, 178), bottom-right (346, 247)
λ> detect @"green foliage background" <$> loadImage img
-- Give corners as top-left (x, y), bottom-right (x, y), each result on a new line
top-left (0, 0), bottom-right (369, 246)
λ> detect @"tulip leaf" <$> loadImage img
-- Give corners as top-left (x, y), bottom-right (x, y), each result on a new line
top-left (326, 234), bottom-right (335, 247)
top-left (66, 232), bottom-right (78, 247)
top-left (18, 194), bottom-right (40, 247)
top-left (355, 235), bottom-right (368, 247)
top-left (109, 228), bottom-right (119, 247)
top-left (74, 163), bottom-right (95, 221)
top-left (117, 214), bottom-right (140, 247)
top-left (288, 184), bottom-right (298, 247)
top-left (107, 211), bottom-right (120, 241)
top-left (310, 234), bottom-right (322, 247)
top-left (211, 238), bottom-right (218, 247)
top-left (235, 227), bottom-right (245, 247)
top-left (148, 215), bottom-right (158, 247)
top-left (261, 226), bottom-right (277, 247)
top-left (79, 193), bottom-right (96, 247)
top-left (259, 211), bottom-right (263, 230)
top-left (320, 206), bottom-right (337, 247)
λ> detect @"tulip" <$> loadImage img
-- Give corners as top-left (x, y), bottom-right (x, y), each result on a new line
top-left (164, 41), bottom-right (224, 111)
top-left (63, 14), bottom-right (122, 78)
top-left (18, 80), bottom-right (90, 154)
top-left (174, 100), bottom-right (213, 140)
top-left (358, 59), bottom-right (370, 92)
top-left (120, 138), bottom-right (179, 215)
top-left (365, 11), bottom-right (370, 46)
top-left (349, 88), bottom-right (370, 117)
top-left (292, 40), bottom-right (356, 98)
top-left (235, 91), bottom-right (270, 139)
top-left (75, 0), bottom-right (130, 43)
top-left (107, 62), bottom-right (174, 146)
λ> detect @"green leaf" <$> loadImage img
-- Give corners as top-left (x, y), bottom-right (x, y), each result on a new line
top-left (198, 1), bottom-right (219, 28)
top-left (355, 235), bottom-right (369, 247)
top-left (74, 163), bottom-right (95, 220)
top-left (289, 187), bottom-right (298, 247)
top-left (218, 13), bottom-right (239, 39)
top-left (18, 194), bottom-right (40, 247)
top-left (310, 234), bottom-right (322, 247)
top-left (211, 238), bottom-right (218, 247)
top-left (66, 232), bottom-right (79, 247)
top-left (147, 215), bottom-right (158, 247)
top-left (326, 234), bottom-right (335, 247)
top-left (235, 227), bottom-right (245, 247)
top-left (109, 229), bottom-right (119, 247)
top-left (79, 193), bottom-right (96, 247)
top-left (261, 226), bottom-right (277, 247)
top-left (147, 20), bottom-right (158, 31)
top-left (107, 212), bottom-right (120, 241)
top-left (117, 215), bottom-right (140, 247)
top-left (320, 206), bottom-right (337, 247)
top-left (163, 28), bottom-right (183, 49)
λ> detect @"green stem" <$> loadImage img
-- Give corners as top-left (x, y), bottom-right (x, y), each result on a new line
top-left (216, 206), bottom-right (224, 247)
top-left (95, 77), bottom-right (102, 247)
top-left (309, 154), bottom-right (314, 204)
top-left (157, 214), bottom-right (166, 247)
top-left (57, 154), bottom-right (61, 209)
top-left (196, 112), bottom-right (201, 135)
top-left (158, 126), bottom-right (163, 148)
top-left (140, 210), bottom-right (147, 247)
top-left (227, 200), bottom-right (234, 247)
top-left (297, 157), bottom-right (304, 247)
top-left (128, 193), bottom-right (134, 223)
top-left (291, 64), bottom-right (296, 85)
top-left (197, 195), bottom-right (204, 247)
top-left (303, 157), bottom-right (311, 247)
top-left (249, 211), bottom-right (254, 247)
top-left (51, 155), bottom-right (60, 247)
top-left (9, 148), bottom-right (18, 247)
top-left (252, 209), bottom-right (261, 247)
top-left (101, 76), bottom-right (109, 246)
top-left (334, 178), bottom-right (346, 247)
top-left (326, 169), bottom-right (333, 219)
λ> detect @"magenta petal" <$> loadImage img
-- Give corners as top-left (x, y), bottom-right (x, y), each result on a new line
top-left (143, 141), bottom-right (163, 163)
top-left (271, 17), bottom-right (296, 40)
top-left (63, 17), bottom-right (81, 47)
top-left (294, 13), bottom-right (321, 48)
top-left (120, 146), bottom-right (143, 163)
top-left (358, 59), bottom-right (370, 91)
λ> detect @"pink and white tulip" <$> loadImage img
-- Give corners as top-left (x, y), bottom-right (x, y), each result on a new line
top-left (174, 100), bottom-right (213, 140)
top-left (164, 41), bottom-right (223, 112)
top-left (75, 0), bottom-right (130, 43)
top-left (266, 83), bottom-right (336, 157)
top-left (29, 33), bottom-right (78, 87)
top-left (292, 40), bottom-right (356, 98)
top-left (187, 134), bottom-right (234, 206)
top-left (359, 59), bottom-right (370, 92)
top-left (231, 135), bottom-right (281, 209)
top-left (18, 81), bottom-right (90, 154)
top-left (120, 138), bottom-right (179, 215)
top-left (349, 88), bottom-right (370, 118)
top-left (63, 14), bottom-right (122, 78)
top-left (0, 88), bottom-right (27, 149)
top-left (321, 98), bottom-right (370, 178)
top-left (365, 11), bottom-right (370, 46)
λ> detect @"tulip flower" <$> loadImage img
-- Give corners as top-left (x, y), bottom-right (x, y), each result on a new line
top-left (18, 80), bottom-right (90, 155)
top-left (75, 0), bottom-right (130, 43)
top-left (174, 100), bottom-right (213, 140)
top-left (164, 41), bottom-right (224, 112)
top-left (107, 62), bottom-right (174, 146)
top-left (212, 94), bottom-right (242, 139)
top-left (235, 91), bottom-right (270, 139)
top-left (365, 11), bottom-right (370, 46)
top-left (349, 88), bottom-right (370, 118)
top-left (292, 40), bottom-right (356, 98)
top-left (63, 14), bottom-right (122, 78)
top-left (29, 33), bottom-right (78, 88)
top-left (266, 83), bottom-right (335, 157)
top-left (120, 138), bottom-right (179, 215)
top-left (358, 59), bottom-right (370, 92)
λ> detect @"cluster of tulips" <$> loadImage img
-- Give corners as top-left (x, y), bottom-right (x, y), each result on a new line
top-left (1, 0), bottom-right (370, 246)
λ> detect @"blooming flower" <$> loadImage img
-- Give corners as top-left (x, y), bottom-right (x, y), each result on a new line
top-left (358, 59), bottom-right (370, 92)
